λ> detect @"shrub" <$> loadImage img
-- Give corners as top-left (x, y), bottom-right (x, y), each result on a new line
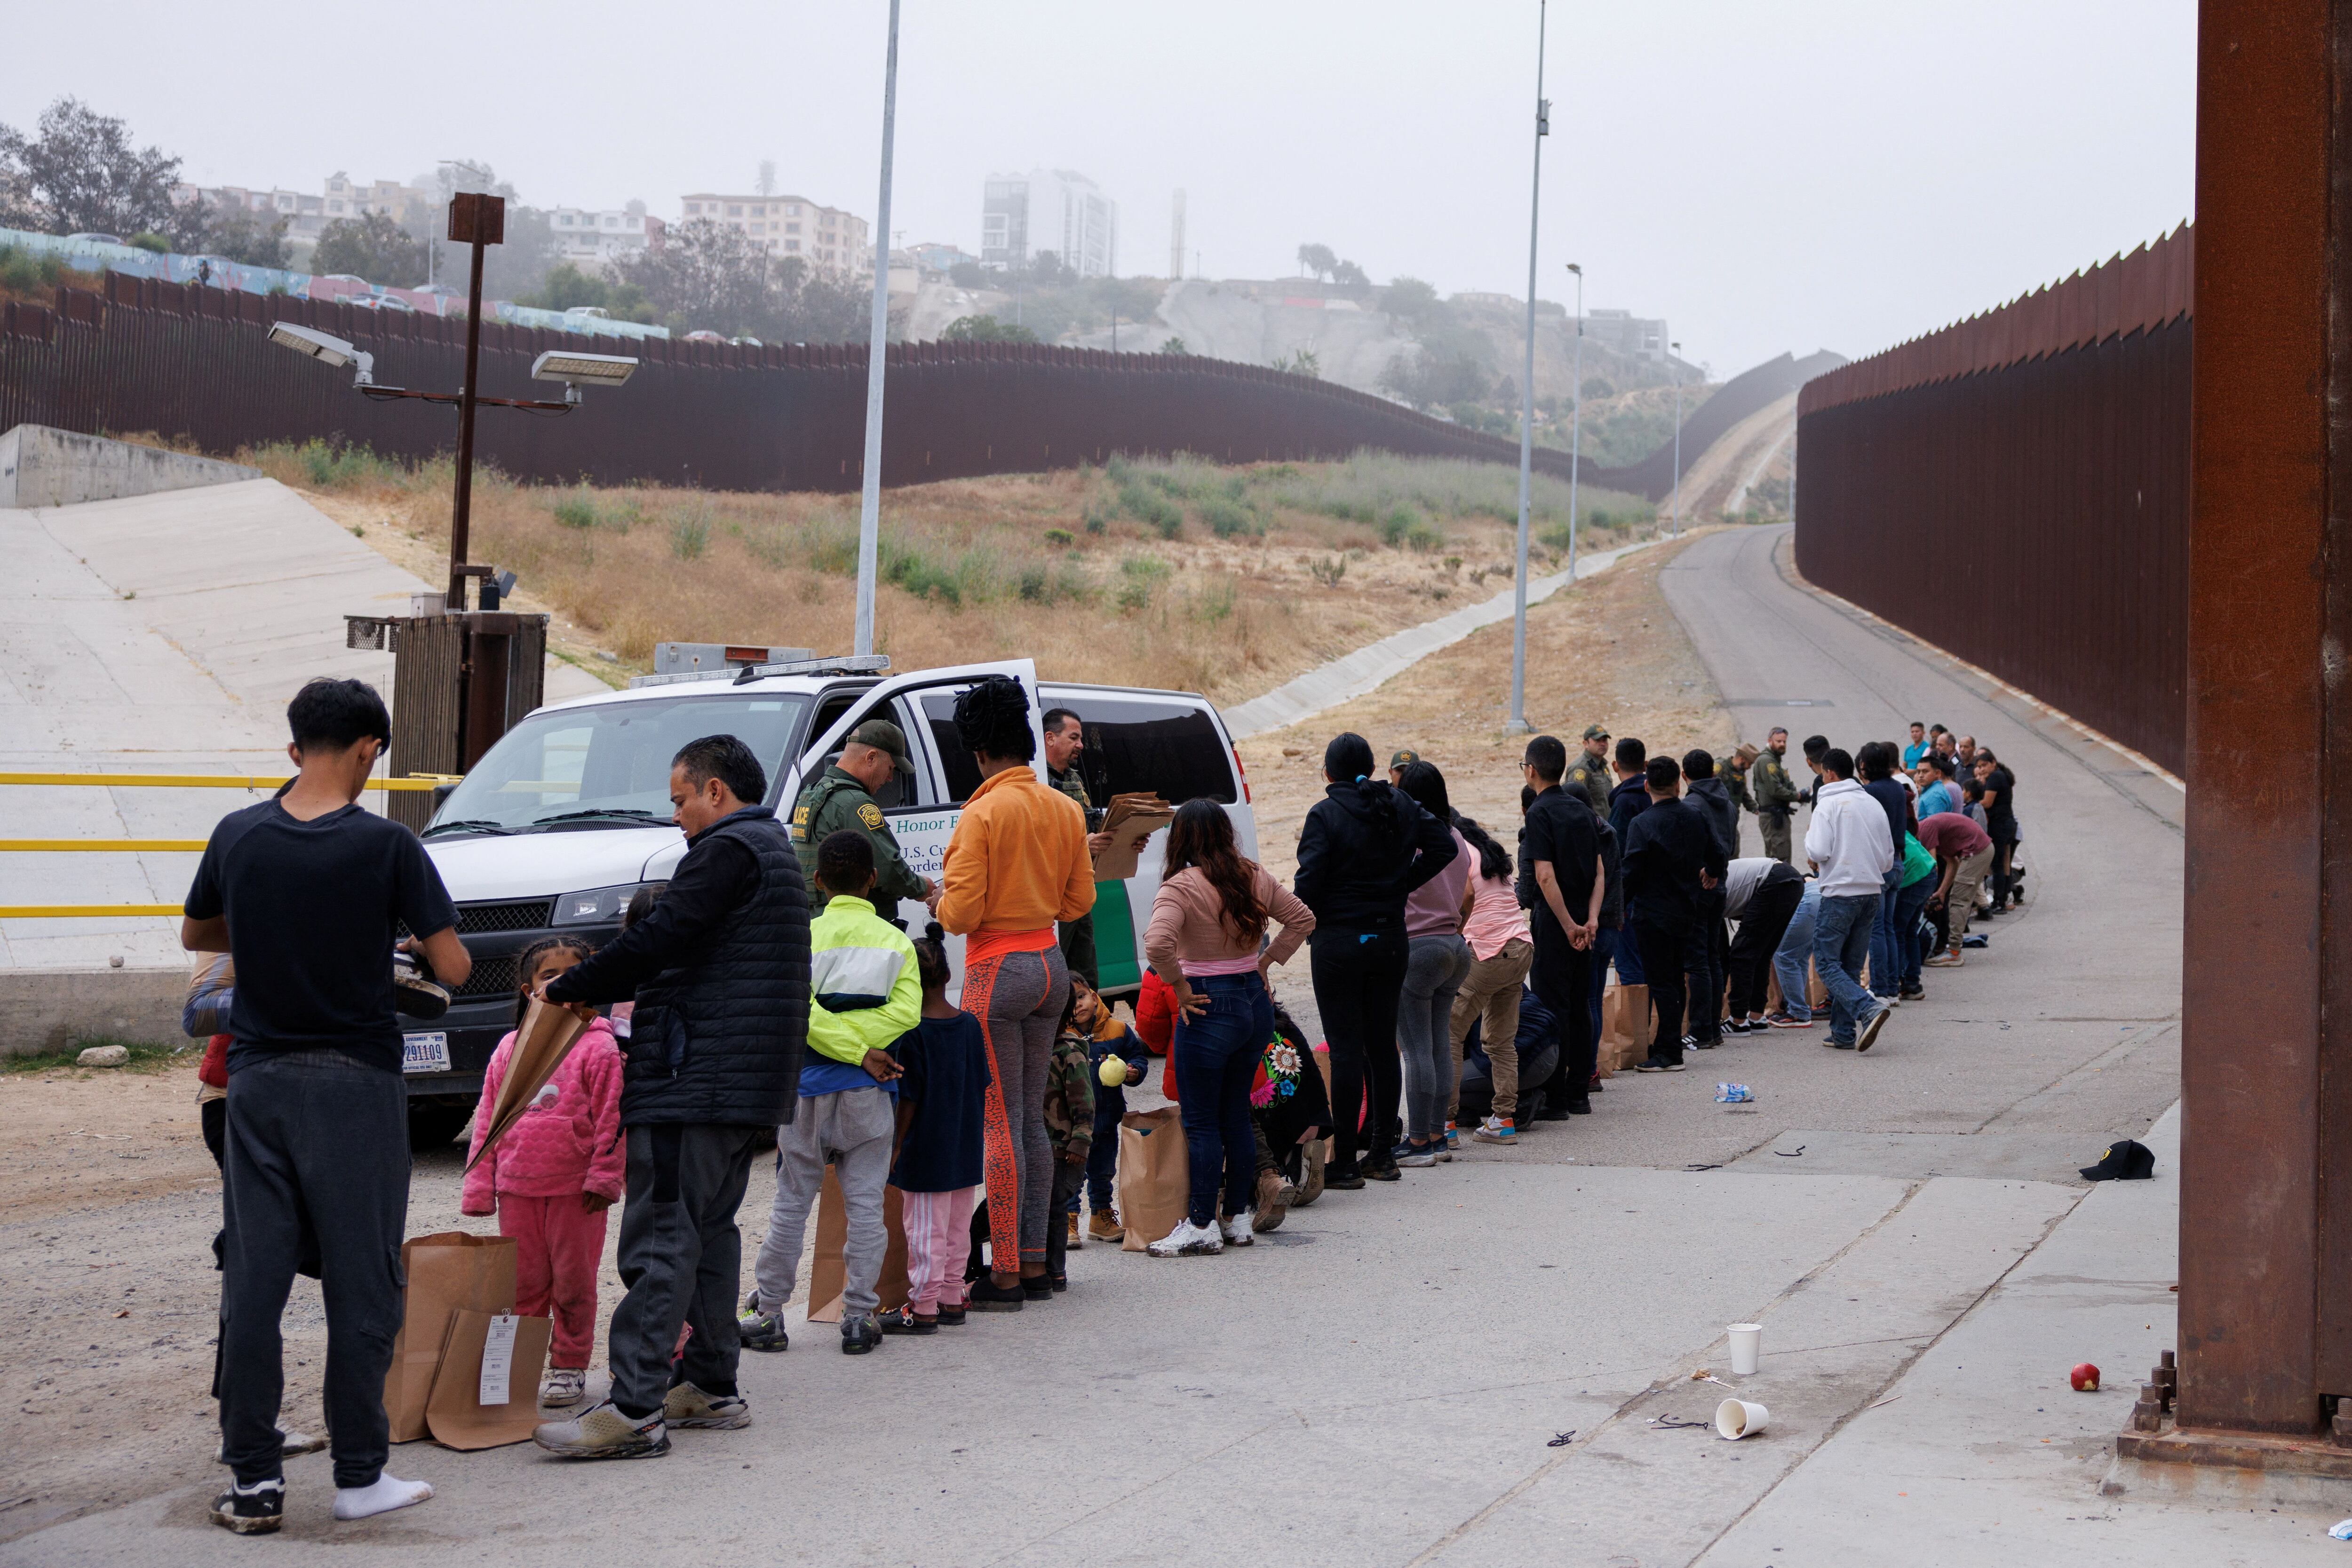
top-left (1404, 519), bottom-right (1443, 552)
top-left (1308, 555), bottom-right (1346, 588)
top-left (670, 505), bottom-right (711, 560)
top-left (553, 491), bottom-right (598, 529)
top-left (1116, 554), bottom-right (1170, 611)
top-left (1198, 494), bottom-right (1261, 539)
top-left (1043, 527), bottom-right (1074, 547)
top-left (1378, 505), bottom-right (1417, 548)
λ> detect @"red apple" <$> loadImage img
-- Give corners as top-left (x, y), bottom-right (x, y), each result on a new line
top-left (2071, 1363), bottom-right (2101, 1392)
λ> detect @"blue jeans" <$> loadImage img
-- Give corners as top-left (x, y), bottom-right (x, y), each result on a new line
top-left (1771, 883), bottom-right (1820, 1020)
top-left (1869, 866), bottom-right (1904, 998)
top-left (1893, 876), bottom-right (1936, 989)
top-left (1813, 892), bottom-right (1881, 1045)
top-left (1171, 972), bottom-right (1273, 1227)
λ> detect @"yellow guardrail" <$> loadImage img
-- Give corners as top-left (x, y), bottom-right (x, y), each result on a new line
top-left (0, 771), bottom-right (459, 918)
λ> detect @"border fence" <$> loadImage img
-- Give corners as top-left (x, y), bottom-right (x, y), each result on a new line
top-left (1793, 224), bottom-right (2193, 775)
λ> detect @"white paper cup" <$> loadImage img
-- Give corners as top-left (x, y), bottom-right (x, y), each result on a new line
top-left (1715, 1397), bottom-right (1769, 1440)
top-left (1727, 1322), bottom-right (1762, 1376)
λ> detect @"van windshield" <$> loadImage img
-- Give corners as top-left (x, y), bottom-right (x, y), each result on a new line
top-left (425, 692), bottom-right (811, 835)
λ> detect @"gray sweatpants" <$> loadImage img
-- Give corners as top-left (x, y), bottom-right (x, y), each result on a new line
top-left (750, 1087), bottom-right (897, 1319)
top-left (218, 1048), bottom-right (408, 1489)
top-left (607, 1123), bottom-right (760, 1419)
top-left (1399, 932), bottom-right (1473, 1140)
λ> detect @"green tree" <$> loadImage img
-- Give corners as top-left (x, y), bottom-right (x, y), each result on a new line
top-left (515, 262), bottom-right (655, 322)
top-left (1380, 276), bottom-right (1444, 327)
top-left (1331, 258), bottom-right (1369, 290)
top-left (1296, 242), bottom-right (1337, 280)
top-left (610, 217), bottom-right (772, 335)
top-left (312, 210), bottom-right (426, 286)
top-left (174, 201), bottom-right (293, 268)
top-left (1160, 335), bottom-right (1190, 356)
top-left (940, 314), bottom-right (1039, 344)
top-left (0, 97), bottom-right (181, 237)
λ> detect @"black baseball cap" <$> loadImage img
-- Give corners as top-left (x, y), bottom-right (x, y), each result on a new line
top-left (2080, 1138), bottom-right (2156, 1182)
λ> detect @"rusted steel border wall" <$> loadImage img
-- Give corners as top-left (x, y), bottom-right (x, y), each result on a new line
top-left (0, 272), bottom-right (1559, 493)
top-left (1794, 227), bottom-right (2194, 773)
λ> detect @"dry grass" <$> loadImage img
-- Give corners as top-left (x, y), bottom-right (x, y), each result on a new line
top-left (245, 443), bottom-right (1665, 707)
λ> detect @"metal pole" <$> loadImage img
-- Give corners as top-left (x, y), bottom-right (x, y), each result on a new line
top-left (1565, 262), bottom-right (1583, 583)
top-left (1669, 339), bottom-right (1684, 538)
top-left (852, 0), bottom-right (901, 658)
top-left (1506, 0), bottom-right (1549, 736)
top-left (447, 232), bottom-right (486, 608)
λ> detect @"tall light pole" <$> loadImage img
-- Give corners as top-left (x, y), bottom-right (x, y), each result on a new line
top-left (852, 0), bottom-right (902, 658)
top-left (1506, 0), bottom-right (1550, 737)
top-left (1668, 338), bottom-right (1684, 538)
top-left (1564, 261), bottom-right (1584, 583)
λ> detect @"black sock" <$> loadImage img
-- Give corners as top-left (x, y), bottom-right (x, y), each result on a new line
top-left (613, 1401), bottom-right (659, 1421)
top-left (697, 1378), bottom-right (738, 1398)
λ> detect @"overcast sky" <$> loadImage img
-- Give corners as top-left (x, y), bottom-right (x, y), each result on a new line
top-left (3, 1), bottom-right (2195, 376)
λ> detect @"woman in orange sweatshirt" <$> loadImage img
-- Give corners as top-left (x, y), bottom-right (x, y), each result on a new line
top-left (934, 676), bottom-right (1094, 1308)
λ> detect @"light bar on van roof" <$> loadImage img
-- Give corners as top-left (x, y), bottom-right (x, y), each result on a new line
top-left (628, 653), bottom-right (892, 689)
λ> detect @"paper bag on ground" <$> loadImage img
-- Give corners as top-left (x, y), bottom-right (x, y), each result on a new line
top-left (1600, 983), bottom-right (1652, 1074)
top-left (385, 1231), bottom-right (516, 1443)
top-left (806, 1170), bottom-right (910, 1323)
top-left (425, 1308), bottom-right (552, 1450)
top-left (466, 996), bottom-right (589, 1173)
top-left (1117, 1106), bottom-right (1189, 1252)
top-left (1090, 793), bottom-right (1175, 882)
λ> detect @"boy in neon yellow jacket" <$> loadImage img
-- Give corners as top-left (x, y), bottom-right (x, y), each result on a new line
top-left (741, 830), bottom-right (920, 1356)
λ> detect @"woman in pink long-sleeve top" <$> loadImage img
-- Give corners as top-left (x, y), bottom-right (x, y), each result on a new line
top-left (1139, 799), bottom-right (1315, 1256)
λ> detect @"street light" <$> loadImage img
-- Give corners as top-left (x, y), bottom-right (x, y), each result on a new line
top-left (852, 0), bottom-right (904, 659)
top-left (1506, 0), bottom-right (1550, 737)
top-left (1669, 338), bottom-right (1685, 538)
top-left (1564, 262), bottom-right (1583, 584)
top-left (267, 322), bottom-right (373, 384)
top-left (531, 350), bottom-right (638, 405)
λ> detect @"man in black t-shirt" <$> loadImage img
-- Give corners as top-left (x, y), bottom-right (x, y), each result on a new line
top-left (1519, 735), bottom-right (1605, 1118)
top-left (1975, 750), bottom-right (2021, 909)
top-left (1621, 756), bottom-right (1729, 1070)
top-left (183, 678), bottom-right (468, 1536)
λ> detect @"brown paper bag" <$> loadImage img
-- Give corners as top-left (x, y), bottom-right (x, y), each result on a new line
top-left (425, 1308), bottom-right (552, 1450)
top-left (1601, 982), bottom-right (1652, 1073)
top-left (1117, 1106), bottom-right (1189, 1252)
top-left (805, 1170), bottom-right (911, 1323)
top-left (1090, 794), bottom-right (1176, 882)
top-left (467, 997), bottom-right (589, 1172)
top-left (386, 1231), bottom-right (516, 1443)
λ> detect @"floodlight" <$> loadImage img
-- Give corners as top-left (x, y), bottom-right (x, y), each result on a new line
top-left (268, 322), bottom-right (374, 385)
top-left (532, 350), bottom-right (637, 387)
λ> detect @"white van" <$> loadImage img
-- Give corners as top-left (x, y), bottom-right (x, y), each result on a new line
top-left (398, 656), bottom-right (1256, 1144)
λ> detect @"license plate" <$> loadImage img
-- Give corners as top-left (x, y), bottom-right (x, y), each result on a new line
top-left (402, 1032), bottom-right (451, 1074)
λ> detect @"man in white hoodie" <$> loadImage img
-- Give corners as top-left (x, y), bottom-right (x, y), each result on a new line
top-left (1804, 747), bottom-right (1895, 1052)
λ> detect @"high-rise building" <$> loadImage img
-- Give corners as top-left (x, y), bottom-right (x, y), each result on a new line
top-left (548, 200), bottom-right (662, 265)
top-left (980, 169), bottom-right (1117, 277)
top-left (677, 192), bottom-right (871, 279)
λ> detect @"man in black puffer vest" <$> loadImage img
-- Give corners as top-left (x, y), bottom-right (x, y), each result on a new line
top-left (533, 734), bottom-right (810, 1460)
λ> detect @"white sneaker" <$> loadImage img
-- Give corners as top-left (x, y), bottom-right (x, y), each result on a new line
top-left (1219, 1211), bottom-right (1255, 1247)
top-left (1147, 1217), bottom-right (1224, 1257)
top-left (540, 1367), bottom-right (588, 1407)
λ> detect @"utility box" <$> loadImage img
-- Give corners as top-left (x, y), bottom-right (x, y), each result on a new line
top-left (347, 611), bottom-right (548, 831)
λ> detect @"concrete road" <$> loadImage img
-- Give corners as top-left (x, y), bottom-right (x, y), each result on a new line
top-left (16, 525), bottom-right (2327, 1564)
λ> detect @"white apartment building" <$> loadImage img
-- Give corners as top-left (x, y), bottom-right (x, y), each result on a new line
top-left (980, 168), bottom-right (1117, 277)
top-left (549, 201), bottom-right (662, 264)
top-left (677, 193), bottom-right (870, 277)
top-left (171, 173), bottom-right (432, 243)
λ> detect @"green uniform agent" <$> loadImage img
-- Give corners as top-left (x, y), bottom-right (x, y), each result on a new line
top-left (1563, 725), bottom-right (1612, 816)
top-left (792, 720), bottom-right (927, 915)
top-left (1748, 747), bottom-right (1800, 865)
top-left (1049, 762), bottom-right (1098, 988)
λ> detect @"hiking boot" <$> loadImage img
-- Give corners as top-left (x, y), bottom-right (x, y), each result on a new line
top-left (878, 1305), bottom-right (938, 1335)
top-left (737, 1303), bottom-right (790, 1354)
top-left (841, 1312), bottom-right (882, 1355)
top-left (662, 1383), bottom-right (751, 1429)
top-left (1219, 1211), bottom-right (1256, 1247)
top-left (968, 1276), bottom-right (1026, 1312)
top-left (1251, 1169), bottom-right (1290, 1233)
top-left (1857, 1004), bottom-right (1892, 1053)
top-left (210, 1477), bottom-right (284, 1534)
top-left (533, 1401), bottom-right (670, 1459)
top-left (1473, 1116), bottom-right (1517, 1145)
top-left (1087, 1209), bottom-right (1124, 1242)
top-left (540, 1366), bottom-right (588, 1407)
top-left (1066, 1213), bottom-right (1084, 1250)
top-left (1148, 1217), bottom-right (1224, 1257)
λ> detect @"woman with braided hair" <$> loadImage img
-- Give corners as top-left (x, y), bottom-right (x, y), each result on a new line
top-left (934, 676), bottom-right (1095, 1308)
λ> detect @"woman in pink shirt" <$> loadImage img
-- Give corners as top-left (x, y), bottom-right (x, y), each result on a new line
top-left (1140, 800), bottom-right (1314, 1256)
top-left (1448, 813), bottom-right (1533, 1144)
top-left (1394, 762), bottom-right (1475, 1167)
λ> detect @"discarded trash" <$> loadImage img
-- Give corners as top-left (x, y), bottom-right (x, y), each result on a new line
top-left (1868, 1394), bottom-right (1903, 1410)
top-left (2072, 1363), bottom-right (2101, 1392)
top-left (1715, 1083), bottom-right (1753, 1104)
top-left (1691, 1369), bottom-right (1733, 1388)
top-left (1728, 1323), bottom-right (1763, 1376)
top-left (1774, 1145), bottom-right (1806, 1158)
top-left (1685, 1162), bottom-right (1723, 1171)
top-left (1546, 1430), bottom-right (1577, 1448)
top-left (1648, 1413), bottom-right (1711, 1430)
top-left (1715, 1398), bottom-right (1770, 1440)
top-left (2329, 1518), bottom-right (2352, 1541)
top-left (2081, 1140), bottom-right (2156, 1182)
top-left (76, 1045), bottom-right (129, 1068)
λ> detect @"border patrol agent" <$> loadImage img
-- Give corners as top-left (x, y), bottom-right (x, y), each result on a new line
top-left (1563, 724), bottom-right (1612, 816)
top-left (1748, 729), bottom-right (1800, 864)
top-left (791, 720), bottom-right (932, 916)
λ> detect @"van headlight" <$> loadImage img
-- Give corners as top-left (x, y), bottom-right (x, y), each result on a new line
top-left (551, 882), bottom-right (662, 926)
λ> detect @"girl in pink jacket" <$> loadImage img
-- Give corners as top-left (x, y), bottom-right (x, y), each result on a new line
top-left (461, 937), bottom-right (623, 1408)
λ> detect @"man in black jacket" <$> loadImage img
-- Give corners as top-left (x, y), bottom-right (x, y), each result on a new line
top-left (1519, 735), bottom-right (1605, 1117)
top-left (533, 734), bottom-right (810, 1460)
top-left (1683, 750), bottom-right (1739, 1050)
top-left (1621, 757), bottom-right (1728, 1071)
